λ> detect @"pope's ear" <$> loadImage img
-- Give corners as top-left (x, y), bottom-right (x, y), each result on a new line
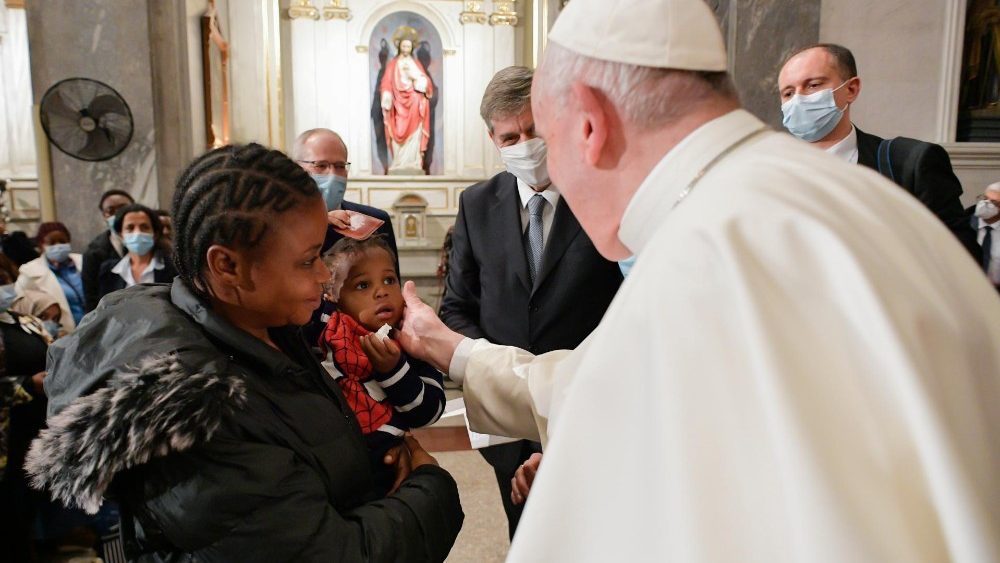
top-left (571, 82), bottom-right (610, 167)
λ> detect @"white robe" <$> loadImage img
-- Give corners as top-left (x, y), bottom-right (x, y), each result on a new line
top-left (456, 109), bottom-right (1000, 562)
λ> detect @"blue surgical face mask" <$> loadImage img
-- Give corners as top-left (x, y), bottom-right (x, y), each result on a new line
top-left (781, 80), bottom-right (850, 143)
top-left (44, 243), bottom-right (72, 265)
top-left (0, 284), bottom-right (17, 311)
top-left (107, 216), bottom-right (117, 231)
top-left (123, 233), bottom-right (155, 256)
top-left (311, 174), bottom-right (348, 212)
top-left (618, 255), bottom-right (637, 278)
top-left (42, 319), bottom-right (61, 339)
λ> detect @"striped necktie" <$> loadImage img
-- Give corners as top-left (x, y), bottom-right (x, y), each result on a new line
top-left (526, 194), bottom-right (546, 282)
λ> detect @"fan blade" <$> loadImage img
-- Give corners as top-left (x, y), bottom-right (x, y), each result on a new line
top-left (80, 130), bottom-right (116, 159)
top-left (98, 112), bottom-right (131, 137)
top-left (42, 95), bottom-right (84, 124)
top-left (59, 79), bottom-right (99, 111)
top-left (42, 107), bottom-right (81, 133)
top-left (87, 94), bottom-right (128, 118)
top-left (48, 120), bottom-right (90, 154)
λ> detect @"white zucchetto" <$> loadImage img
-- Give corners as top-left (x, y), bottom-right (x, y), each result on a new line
top-left (549, 0), bottom-right (728, 71)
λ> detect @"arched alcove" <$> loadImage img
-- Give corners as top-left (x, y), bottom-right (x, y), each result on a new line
top-left (367, 11), bottom-right (444, 175)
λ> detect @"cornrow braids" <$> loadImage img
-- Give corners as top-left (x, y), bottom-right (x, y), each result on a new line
top-left (171, 143), bottom-right (320, 298)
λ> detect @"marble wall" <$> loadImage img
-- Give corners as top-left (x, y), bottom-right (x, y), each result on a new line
top-left (25, 0), bottom-right (159, 247)
top-left (820, 0), bottom-right (1000, 205)
top-left (712, 0), bottom-right (822, 128)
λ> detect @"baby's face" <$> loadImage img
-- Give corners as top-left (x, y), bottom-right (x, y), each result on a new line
top-left (337, 248), bottom-right (404, 331)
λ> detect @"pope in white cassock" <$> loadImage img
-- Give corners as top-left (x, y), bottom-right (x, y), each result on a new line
top-left (398, 0), bottom-right (1000, 561)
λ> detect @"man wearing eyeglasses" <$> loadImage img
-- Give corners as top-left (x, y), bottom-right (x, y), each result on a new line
top-left (292, 128), bottom-right (398, 346)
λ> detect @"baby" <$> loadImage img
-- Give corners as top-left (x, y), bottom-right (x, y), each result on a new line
top-left (321, 235), bottom-right (445, 490)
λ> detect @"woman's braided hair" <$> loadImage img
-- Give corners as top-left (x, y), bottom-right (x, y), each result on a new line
top-left (171, 143), bottom-right (320, 298)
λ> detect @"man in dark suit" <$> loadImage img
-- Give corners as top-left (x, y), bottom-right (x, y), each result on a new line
top-left (82, 189), bottom-right (134, 312)
top-left (969, 182), bottom-right (1000, 289)
top-left (440, 66), bottom-right (623, 539)
top-left (778, 43), bottom-right (979, 256)
top-left (292, 128), bottom-right (398, 347)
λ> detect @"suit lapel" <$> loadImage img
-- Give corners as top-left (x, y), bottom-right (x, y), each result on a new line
top-left (531, 198), bottom-right (581, 297)
top-left (855, 127), bottom-right (881, 170)
top-left (491, 175), bottom-right (531, 292)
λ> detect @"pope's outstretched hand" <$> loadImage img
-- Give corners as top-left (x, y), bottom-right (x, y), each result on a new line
top-left (397, 281), bottom-right (464, 374)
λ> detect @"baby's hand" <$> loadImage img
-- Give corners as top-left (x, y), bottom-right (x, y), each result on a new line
top-left (361, 333), bottom-right (402, 374)
top-left (328, 209), bottom-right (352, 229)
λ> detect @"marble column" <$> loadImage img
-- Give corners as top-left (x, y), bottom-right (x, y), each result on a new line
top-left (24, 0), bottom-right (194, 246)
top-left (712, 0), bottom-right (821, 128)
top-left (148, 0), bottom-right (195, 209)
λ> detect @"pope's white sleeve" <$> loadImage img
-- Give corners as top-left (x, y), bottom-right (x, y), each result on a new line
top-left (447, 337), bottom-right (478, 383)
top-left (460, 339), bottom-right (573, 446)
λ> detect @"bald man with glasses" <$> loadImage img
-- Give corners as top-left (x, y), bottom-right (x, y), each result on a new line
top-left (293, 128), bottom-right (398, 347)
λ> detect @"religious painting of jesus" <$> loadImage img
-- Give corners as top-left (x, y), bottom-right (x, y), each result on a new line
top-left (369, 12), bottom-right (444, 175)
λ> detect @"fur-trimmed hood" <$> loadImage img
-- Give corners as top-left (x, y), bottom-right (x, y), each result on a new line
top-left (24, 283), bottom-right (248, 514)
top-left (25, 355), bottom-right (245, 513)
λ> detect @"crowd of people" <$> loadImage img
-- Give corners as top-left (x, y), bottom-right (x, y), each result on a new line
top-left (0, 192), bottom-right (176, 560)
top-left (2, 0), bottom-right (999, 561)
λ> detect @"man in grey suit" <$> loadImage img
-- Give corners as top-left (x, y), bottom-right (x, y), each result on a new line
top-left (440, 66), bottom-right (622, 539)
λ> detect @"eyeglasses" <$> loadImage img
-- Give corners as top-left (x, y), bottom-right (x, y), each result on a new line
top-left (297, 160), bottom-right (351, 174)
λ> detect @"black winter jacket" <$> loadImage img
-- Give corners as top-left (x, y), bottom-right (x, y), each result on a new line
top-left (25, 282), bottom-right (463, 561)
top-left (82, 230), bottom-right (122, 313)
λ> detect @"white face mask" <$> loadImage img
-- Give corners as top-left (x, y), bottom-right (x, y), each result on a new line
top-left (975, 198), bottom-right (1000, 221)
top-left (498, 137), bottom-right (551, 188)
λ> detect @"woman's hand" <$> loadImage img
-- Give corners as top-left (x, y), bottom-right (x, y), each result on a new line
top-left (384, 434), bottom-right (439, 495)
top-left (30, 371), bottom-right (45, 395)
top-left (511, 453), bottom-right (542, 505)
top-left (360, 333), bottom-right (401, 374)
top-left (328, 209), bottom-right (352, 230)
top-left (383, 442), bottom-right (411, 495)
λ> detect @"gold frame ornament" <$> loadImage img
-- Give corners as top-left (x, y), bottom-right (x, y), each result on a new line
top-left (288, 0), bottom-right (320, 20)
top-left (460, 0), bottom-right (487, 25)
top-left (323, 0), bottom-right (351, 20)
top-left (489, 0), bottom-right (518, 26)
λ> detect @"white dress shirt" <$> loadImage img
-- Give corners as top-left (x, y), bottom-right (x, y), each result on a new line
top-left (447, 109), bottom-right (1000, 562)
top-left (516, 178), bottom-right (560, 245)
top-left (111, 253), bottom-right (164, 287)
top-left (977, 217), bottom-right (1000, 284)
top-left (825, 124), bottom-right (859, 164)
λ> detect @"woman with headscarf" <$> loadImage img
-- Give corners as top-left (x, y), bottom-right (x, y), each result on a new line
top-left (10, 290), bottom-right (63, 341)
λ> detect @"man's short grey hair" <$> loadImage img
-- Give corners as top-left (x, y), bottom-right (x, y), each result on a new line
top-left (291, 128), bottom-right (346, 160)
top-left (480, 66), bottom-right (534, 132)
top-left (986, 181), bottom-right (1000, 195)
top-left (536, 43), bottom-right (738, 130)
